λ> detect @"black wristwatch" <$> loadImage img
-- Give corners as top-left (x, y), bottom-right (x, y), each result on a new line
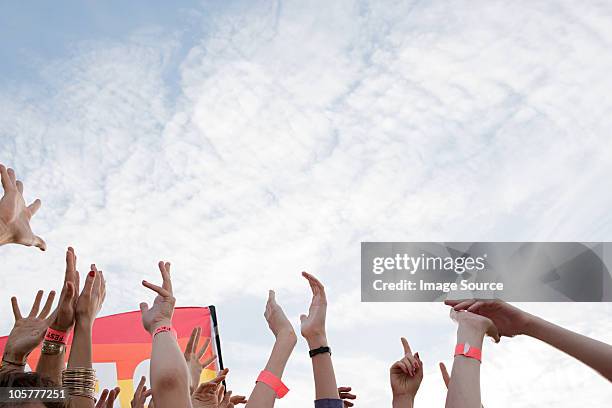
top-left (309, 346), bottom-right (331, 358)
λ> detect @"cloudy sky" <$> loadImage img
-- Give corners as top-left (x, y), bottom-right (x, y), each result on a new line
top-left (1, 0), bottom-right (611, 406)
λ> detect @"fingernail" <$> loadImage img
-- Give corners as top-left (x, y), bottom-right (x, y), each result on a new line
top-left (89, 270), bottom-right (95, 277)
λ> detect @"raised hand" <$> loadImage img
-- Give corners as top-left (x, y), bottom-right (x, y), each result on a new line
top-left (0, 164), bottom-right (46, 250)
top-left (2, 290), bottom-right (55, 368)
top-left (131, 376), bottom-right (153, 408)
top-left (191, 368), bottom-right (228, 408)
top-left (75, 264), bottom-right (106, 328)
top-left (96, 387), bottom-right (121, 408)
top-left (299, 272), bottom-right (327, 346)
top-left (140, 262), bottom-right (175, 334)
top-left (184, 326), bottom-right (217, 392)
top-left (49, 247), bottom-right (80, 331)
top-left (264, 290), bottom-right (295, 340)
top-left (389, 337), bottom-right (422, 406)
top-left (445, 299), bottom-right (531, 338)
top-left (338, 386), bottom-right (357, 407)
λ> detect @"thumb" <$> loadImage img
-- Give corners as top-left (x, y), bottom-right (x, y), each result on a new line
top-left (139, 302), bottom-right (149, 314)
top-left (300, 314), bottom-right (307, 324)
top-left (33, 235), bottom-right (46, 251)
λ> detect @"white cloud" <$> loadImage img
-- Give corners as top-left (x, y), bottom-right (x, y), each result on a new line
top-left (1, 0), bottom-right (612, 406)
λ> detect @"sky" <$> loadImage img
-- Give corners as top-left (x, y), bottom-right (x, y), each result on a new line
top-left (1, 0), bottom-right (612, 406)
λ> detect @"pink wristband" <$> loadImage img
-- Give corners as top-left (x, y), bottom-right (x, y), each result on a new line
top-left (256, 370), bottom-right (289, 398)
top-left (454, 342), bottom-right (482, 362)
top-left (44, 328), bottom-right (70, 344)
top-left (153, 326), bottom-right (177, 339)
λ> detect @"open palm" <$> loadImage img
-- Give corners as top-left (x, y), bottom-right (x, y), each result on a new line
top-left (0, 165), bottom-right (46, 250)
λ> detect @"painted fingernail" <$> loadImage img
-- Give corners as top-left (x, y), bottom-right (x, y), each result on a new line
top-left (89, 270), bottom-right (95, 277)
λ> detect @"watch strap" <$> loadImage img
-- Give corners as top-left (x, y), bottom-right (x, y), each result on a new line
top-left (309, 346), bottom-right (331, 358)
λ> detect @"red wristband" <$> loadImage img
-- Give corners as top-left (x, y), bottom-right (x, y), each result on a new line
top-left (44, 328), bottom-right (70, 344)
top-left (256, 370), bottom-right (289, 398)
top-left (454, 342), bottom-right (482, 362)
top-left (153, 326), bottom-right (177, 339)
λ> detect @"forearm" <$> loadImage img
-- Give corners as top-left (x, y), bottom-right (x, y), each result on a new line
top-left (392, 396), bottom-right (414, 408)
top-left (36, 350), bottom-right (66, 384)
top-left (247, 334), bottom-right (296, 408)
top-left (306, 335), bottom-right (340, 400)
top-left (67, 323), bottom-right (94, 408)
top-left (445, 325), bottom-right (484, 408)
top-left (151, 331), bottom-right (191, 408)
top-left (525, 316), bottom-right (612, 381)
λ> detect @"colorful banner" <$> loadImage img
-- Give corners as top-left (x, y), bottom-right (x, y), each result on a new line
top-left (0, 306), bottom-right (222, 408)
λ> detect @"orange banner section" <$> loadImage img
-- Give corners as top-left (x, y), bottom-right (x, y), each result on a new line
top-left (0, 306), bottom-right (221, 408)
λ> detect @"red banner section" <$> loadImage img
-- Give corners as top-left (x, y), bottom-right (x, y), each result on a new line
top-left (0, 307), bottom-right (220, 408)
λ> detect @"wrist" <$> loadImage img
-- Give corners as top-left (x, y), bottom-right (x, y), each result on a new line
top-left (2, 349), bottom-right (26, 364)
top-left (74, 318), bottom-right (95, 333)
top-left (149, 319), bottom-right (173, 335)
top-left (392, 394), bottom-right (415, 408)
top-left (521, 313), bottom-right (540, 337)
top-left (50, 321), bottom-right (74, 333)
top-left (456, 324), bottom-right (485, 348)
top-left (305, 334), bottom-right (328, 349)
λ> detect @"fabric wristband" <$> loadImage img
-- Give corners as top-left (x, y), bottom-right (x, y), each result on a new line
top-left (44, 327), bottom-right (70, 344)
top-left (256, 370), bottom-right (289, 398)
top-left (309, 346), bottom-right (332, 358)
top-left (153, 326), bottom-right (177, 339)
top-left (454, 342), bottom-right (482, 362)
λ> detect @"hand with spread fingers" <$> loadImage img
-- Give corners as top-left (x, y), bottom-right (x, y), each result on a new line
top-left (338, 387), bottom-right (357, 407)
top-left (184, 326), bottom-right (217, 393)
top-left (1, 289), bottom-right (56, 370)
top-left (0, 164), bottom-right (46, 250)
top-left (445, 299), bottom-right (530, 338)
top-left (191, 368), bottom-right (228, 408)
top-left (390, 337), bottom-right (422, 408)
top-left (96, 387), bottom-right (121, 408)
top-left (140, 261), bottom-right (175, 335)
top-left (131, 376), bottom-right (153, 408)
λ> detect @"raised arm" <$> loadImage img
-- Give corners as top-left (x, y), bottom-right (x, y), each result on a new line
top-left (140, 261), bottom-right (192, 408)
top-left (37, 247), bottom-right (80, 384)
top-left (246, 290), bottom-right (297, 408)
top-left (66, 264), bottom-right (106, 408)
top-left (446, 299), bottom-right (612, 382)
top-left (299, 272), bottom-right (342, 407)
top-left (444, 309), bottom-right (499, 408)
top-left (0, 164), bottom-right (46, 250)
